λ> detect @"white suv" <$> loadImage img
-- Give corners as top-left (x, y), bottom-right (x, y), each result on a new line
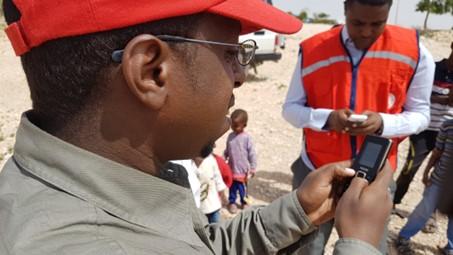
top-left (239, 0), bottom-right (285, 65)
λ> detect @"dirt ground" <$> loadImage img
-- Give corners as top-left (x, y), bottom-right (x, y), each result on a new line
top-left (1, 24), bottom-right (452, 254)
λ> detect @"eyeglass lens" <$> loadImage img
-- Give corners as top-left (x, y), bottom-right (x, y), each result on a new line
top-left (238, 40), bottom-right (256, 66)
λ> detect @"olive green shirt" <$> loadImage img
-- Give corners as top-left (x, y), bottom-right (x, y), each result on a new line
top-left (0, 114), bottom-right (380, 254)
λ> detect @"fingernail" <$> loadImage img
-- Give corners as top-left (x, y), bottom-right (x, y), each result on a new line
top-left (345, 168), bottom-right (356, 175)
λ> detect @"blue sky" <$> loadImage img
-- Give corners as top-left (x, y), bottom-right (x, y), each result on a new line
top-left (273, 0), bottom-right (453, 30)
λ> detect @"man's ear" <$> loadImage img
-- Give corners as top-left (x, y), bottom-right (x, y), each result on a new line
top-left (121, 34), bottom-right (171, 110)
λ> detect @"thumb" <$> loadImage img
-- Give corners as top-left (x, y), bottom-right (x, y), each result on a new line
top-left (318, 160), bottom-right (354, 181)
top-left (333, 167), bottom-right (356, 179)
top-left (344, 109), bottom-right (354, 117)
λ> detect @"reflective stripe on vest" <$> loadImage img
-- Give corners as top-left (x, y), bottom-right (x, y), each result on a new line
top-left (302, 51), bottom-right (417, 78)
top-left (302, 56), bottom-right (350, 77)
top-left (365, 51), bottom-right (418, 69)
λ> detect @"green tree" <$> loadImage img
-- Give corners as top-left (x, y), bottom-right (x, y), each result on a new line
top-left (297, 10), bottom-right (308, 21)
top-left (416, 0), bottom-right (453, 30)
top-left (316, 12), bottom-right (329, 19)
top-left (312, 12), bottom-right (336, 24)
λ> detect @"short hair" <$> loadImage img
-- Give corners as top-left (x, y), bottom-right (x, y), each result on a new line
top-left (231, 109), bottom-right (248, 124)
top-left (3, 0), bottom-right (202, 133)
top-left (345, 0), bottom-right (393, 7)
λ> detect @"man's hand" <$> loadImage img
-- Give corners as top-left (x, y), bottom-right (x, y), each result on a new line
top-left (297, 161), bottom-right (355, 226)
top-left (422, 168), bottom-right (432, 187)
top-left (327, 109), bottom-right (352, 133)
top-left (335, 161), bottom-right (393, 248)
top-left (422, 148), bottom-right (442, 187)
top-left (347, 111), bottom-right (383, 136)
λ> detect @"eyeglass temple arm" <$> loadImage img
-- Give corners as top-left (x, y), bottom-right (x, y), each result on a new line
top-left (157, 35), bottom-right (243, 48)
top-left (112, 36), bottom-right (258, 62)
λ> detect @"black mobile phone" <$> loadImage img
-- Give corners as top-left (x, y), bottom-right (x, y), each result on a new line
top-left (341, 135), bottom-right (392, 194)
top-left (351, 135), bottom-right (392, 183)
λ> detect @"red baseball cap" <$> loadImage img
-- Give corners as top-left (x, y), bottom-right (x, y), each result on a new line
top-left (5, 0), bottom-right (302, 56)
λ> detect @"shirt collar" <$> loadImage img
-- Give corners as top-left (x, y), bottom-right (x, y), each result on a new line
top-left (341, 26), bottom-right (355, 47)
top-left (13, 112), bottom-right (206, 247)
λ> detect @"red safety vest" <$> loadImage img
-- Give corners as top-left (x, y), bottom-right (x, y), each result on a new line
top-left (301, 25), bottom-right (420, 169)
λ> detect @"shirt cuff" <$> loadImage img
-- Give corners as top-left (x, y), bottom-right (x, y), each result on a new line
top-left (378, 113), bottom-right (394, 137)
top-left (310, 108), bottom-right (333, 131)
top-left (258, 191), bottom-right (316, 249)
top-left (334, 238), bottom-right (382, 255)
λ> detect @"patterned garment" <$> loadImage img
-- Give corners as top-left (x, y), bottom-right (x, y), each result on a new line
top-left (196, 155), bottom-right (227, 215)
top-left (431, 119), bottom-right (453, 185)
top-left (428, 59), bottom-right (453, 131)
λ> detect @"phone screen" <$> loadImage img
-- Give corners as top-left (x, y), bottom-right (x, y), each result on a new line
top-left (358, 142), bottom-right (382, 168)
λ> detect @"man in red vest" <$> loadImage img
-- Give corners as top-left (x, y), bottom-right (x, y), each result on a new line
top-left (282, 0), bottom-right (435, 254)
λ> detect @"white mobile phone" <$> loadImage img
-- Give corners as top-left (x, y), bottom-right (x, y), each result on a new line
top-left (348, 114), bottom-right (368, 123)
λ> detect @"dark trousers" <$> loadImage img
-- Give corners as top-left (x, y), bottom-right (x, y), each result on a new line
top-left (287, 157), bottom-right (392, 255)
top-left (394, 130), bottom-right (438, 204)
top-left (229, 180), bottom-right (246, 205)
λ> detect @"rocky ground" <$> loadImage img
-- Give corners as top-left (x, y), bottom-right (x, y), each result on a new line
top-left (1, 24), bottom-right (452, 254)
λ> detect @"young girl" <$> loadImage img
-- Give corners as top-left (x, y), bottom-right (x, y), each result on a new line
top-left (224, 109), bottom-right (257, 214)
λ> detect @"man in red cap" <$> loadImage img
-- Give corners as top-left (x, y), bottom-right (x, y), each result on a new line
top-left (0, 0), bottom-right (393, 254)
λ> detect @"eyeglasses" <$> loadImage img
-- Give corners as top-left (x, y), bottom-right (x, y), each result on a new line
top-left (112, 35), bottom-right (258, 66)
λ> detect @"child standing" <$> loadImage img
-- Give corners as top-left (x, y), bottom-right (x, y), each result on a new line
top-left (224, 109), bottom-right (257, 214)
top-left (395, 119), bottom-right (453, 255)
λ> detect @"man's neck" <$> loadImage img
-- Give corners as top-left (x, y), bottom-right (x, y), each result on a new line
top-left (55, 118), bottom-right (161, 176)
